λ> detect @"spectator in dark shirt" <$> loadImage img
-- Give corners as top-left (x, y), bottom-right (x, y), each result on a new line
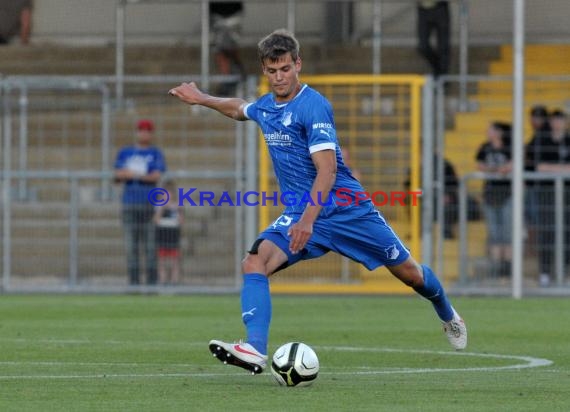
top-left (531, 109), bottom-right (570, 286)
top-left (476, 122), bottom-right (512, 278)
top-left (524, 105), bottom-right (550, 252)
top-left (0, 0), bottom-right (32, 45)
top-left (405, 154), bottom-right (460, 239)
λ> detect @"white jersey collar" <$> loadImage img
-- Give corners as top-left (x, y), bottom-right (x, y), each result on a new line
top-left (274, 84), bottom-right (308, 108)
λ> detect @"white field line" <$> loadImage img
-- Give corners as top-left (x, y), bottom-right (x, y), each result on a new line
top-left (316, 346), bottom-right (554, 372)
top-left (0, 345), bottom-right (553, 380)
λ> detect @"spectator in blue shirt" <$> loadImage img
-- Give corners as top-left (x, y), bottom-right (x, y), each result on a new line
top-left (114, 119), bottom-right (167, 285)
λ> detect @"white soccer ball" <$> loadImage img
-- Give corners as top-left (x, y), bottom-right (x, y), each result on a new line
top-left (270, 342), bottom-right (319, 387)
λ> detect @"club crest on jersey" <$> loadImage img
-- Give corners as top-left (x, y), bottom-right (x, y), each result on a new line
top-left (385, 244), bottom-right (400, 260)
top-left (281, 111), bottom-right (293, 127)
top-left (271, 215), bottom-right (293, 229)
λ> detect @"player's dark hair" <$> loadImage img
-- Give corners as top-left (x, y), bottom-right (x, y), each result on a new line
top-left (257, 29), bottom-right (300, 63)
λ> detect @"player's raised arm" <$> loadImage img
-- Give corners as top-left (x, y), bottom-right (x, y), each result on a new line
top-left (168, 82), bottom-right (248, 121)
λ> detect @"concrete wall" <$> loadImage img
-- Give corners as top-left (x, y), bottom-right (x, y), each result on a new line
top-left (30, 0), bottom-right (570, 46)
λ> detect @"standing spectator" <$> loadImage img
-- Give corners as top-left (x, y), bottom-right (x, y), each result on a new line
top-left (210, 1), bottom-right (246, 96)
top-left (405, 154), bottom-right (460, 239)
top-left (476, 122), bottom-right (513, 278)
top-left (154, 179), bottom-right (184, 285)
top-left (0, 0), bottom-right (32, 45)
top-left (531, 110), bottom-right (570, 287)
top-left (416, 1), bottom-right (450, 78)
top-left (437, 155), bottom-right (460, 239)
top-left (114, 119), bottom-right (167, 285)
top-left (524, 105), bottom-right (551, 244)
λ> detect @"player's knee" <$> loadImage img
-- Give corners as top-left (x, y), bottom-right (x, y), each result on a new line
top-left (399, 273), bottom-right (422, 289)
top-left (390, 260), bottom-right (424, 288)
top-left (407, 271), bottom-right (424, 289)
top-left (242, 238), bottom-right (270, 274)
top-left (241, 253), bottom-right (266, 274)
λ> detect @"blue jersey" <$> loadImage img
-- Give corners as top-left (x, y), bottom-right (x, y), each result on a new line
top-left (114, 146), bottom-right (167, 205)
top-left (244, 84), bottom-right (368, 216)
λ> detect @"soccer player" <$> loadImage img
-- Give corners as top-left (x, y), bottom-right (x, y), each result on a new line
top-left (169, 29), bottom-right (467, 375)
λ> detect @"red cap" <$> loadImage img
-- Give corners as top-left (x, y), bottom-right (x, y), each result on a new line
top-left (137, 119), bottom-right (154, 131)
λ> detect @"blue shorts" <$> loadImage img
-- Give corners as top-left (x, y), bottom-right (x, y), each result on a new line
top-left (258, 204), bottom-right (410, 271)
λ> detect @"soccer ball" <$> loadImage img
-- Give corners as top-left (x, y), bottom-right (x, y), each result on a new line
top-left (270, 342), bottom-right (319, 387)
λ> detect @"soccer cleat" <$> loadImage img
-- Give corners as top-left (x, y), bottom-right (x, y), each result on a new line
top-left (209, 339), bottom-right (268, 375)
top-left (442, 309), bottom-right (467, 350)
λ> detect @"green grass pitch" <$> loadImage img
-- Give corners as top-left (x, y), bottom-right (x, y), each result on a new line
top-left (0, 294), bottom-right (568, 411)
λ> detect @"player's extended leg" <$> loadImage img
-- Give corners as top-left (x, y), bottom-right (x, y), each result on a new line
top-left (209, 239), bottom-right (288, 374)
top-left (387, 257), bottom-right (467, 350)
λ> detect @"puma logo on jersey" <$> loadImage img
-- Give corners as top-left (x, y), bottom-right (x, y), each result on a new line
top-left (242, 307), bottom-right (257, 319)
top-left (385, 244), bottom-right (400, 260)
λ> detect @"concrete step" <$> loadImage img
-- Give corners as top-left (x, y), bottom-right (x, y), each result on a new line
top-left (490, 62), bottom-right (570, 75)
top-left (0, 44), bottom-right (502, 77)
top-left (453, 113), bottom-right (532, 132)
top-left (500, 44), bottom-right (570, 60)
top-left (15, 145), bottom-right (236, 170)
top-left (476, 80), bottom-right (570, 94)
top-left (0, 45), bottom-right (204, 75)
top-left (7, 225), bottom-right (234, 259)
top-left (9, 253), bottom-right (236, 279)
top-left (8, 202), bottom-right (219, 222)
top-left (6, 111), bottom-right (238, 148)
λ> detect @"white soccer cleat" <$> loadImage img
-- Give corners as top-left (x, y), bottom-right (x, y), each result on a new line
top-left (209, 339), bottom-right (268, 374)
top-left (442, 309), bottom-right (467, 350)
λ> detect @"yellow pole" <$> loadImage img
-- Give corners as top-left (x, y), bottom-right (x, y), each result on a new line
top-left (258, 81), bottom-right (270, 231)
top-left (409, 80), bottom-right (422, 258)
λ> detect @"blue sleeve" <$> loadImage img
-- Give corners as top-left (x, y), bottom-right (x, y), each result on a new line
top-left (304, 96), bottom-right (337, 154)
top-left (243, 100), bottom-right (260, 123)
top-left (150, 148), bottom-right (167, 173)
top-left (114, 147), bottom-right (128, 170)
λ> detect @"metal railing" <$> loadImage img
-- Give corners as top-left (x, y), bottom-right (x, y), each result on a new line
top-left (458, 172), bottom-right (570, 288)
top-left (0, 75), bottom-right (259, 293)
top-left (434, 74), bottom-right (570, 296)
top-left (2, 76), bottom-right (112, 200)
top-left (0, 170), bottom-right (253, 293)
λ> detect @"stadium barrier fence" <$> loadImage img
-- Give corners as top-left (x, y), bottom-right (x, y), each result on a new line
top-left (1, 76), bottom-right (257, 293)
top-left (2, 73), bottom-right (570, 295)
top-left (438, 74), bottom-right (570, 295)
top-left (457, 172), bottom-right (570, 291)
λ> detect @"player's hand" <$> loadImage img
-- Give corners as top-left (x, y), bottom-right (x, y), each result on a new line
top-left (168, 82), bottom-right (204, 105)
top-left (287, 219), bottom-right (313, 255)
